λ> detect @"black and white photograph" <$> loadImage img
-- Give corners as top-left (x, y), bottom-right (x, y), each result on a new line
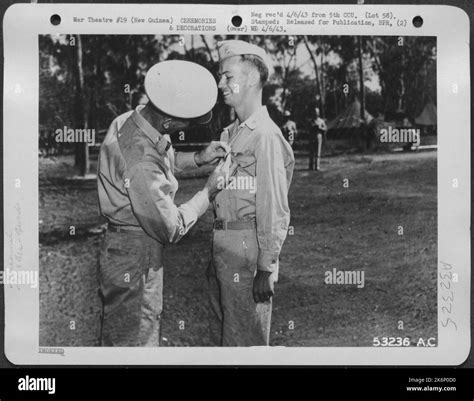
top-left (1, 2), bottom-right (473, 399)
top-left (38, 33), bottom-right (439, 348)
top-left (2, 3), bottom-right (470, 371)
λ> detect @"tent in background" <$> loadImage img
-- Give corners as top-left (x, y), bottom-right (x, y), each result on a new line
top-left (328, 98), bottom-right (373, 131)
top-left (415, 101), bottom-right (437, 126)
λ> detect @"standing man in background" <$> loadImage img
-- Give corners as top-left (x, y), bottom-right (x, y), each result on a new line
top-left (206, 40), bottom-right (295, 346)
top-left (309, 107), bottom-right (327, 171)
top-left (97, 60), bottom-right (230, 347)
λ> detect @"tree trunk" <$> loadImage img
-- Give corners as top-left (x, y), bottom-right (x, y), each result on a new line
top-left (281, 48), bottom-right (295, 111)
top-left (343, 70), bottom-right (348, 108)
top-left (357, 36), bottom-right (365, 122)
top-left (303, 36), bottom-right (324, 117)
top-left (319, 41), bottom-right (326, 118)
top-left (201, 35), bottom-right (215, 63)
top-left (72, 34), bottom-right (89, 176)
top-left (398, 49), bottom-right (406, 113)
top-left (190, 35), bottom-right (195, 61)
top-left (371, 38), bottom-right (386, 102)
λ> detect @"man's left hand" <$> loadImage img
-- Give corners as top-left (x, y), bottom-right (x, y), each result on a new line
top-left (195, 141), bottom-right (230, 166)
top-left (252, 271), bottom-right (274, 303)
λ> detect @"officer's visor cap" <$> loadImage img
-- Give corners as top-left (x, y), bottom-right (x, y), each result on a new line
top-left (144, 60), bottom-right (217, 122)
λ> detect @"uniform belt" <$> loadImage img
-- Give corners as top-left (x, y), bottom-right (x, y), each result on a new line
top-left (213, 219), bottom-right (256, 231)
top-left (108, 224), bottom-right (145, 234)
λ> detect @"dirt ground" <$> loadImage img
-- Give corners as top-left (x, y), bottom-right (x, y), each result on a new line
top-left (39, 150), bottom-right (437, 347)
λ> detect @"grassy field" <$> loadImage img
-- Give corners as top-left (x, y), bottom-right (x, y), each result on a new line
top-left (39, 150), bottom-right (437, 347)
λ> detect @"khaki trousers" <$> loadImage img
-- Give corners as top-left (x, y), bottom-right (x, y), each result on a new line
top-left (207, 229), bottom-right (273, 346)
top-left (98, 229), bottom-right (163, 346)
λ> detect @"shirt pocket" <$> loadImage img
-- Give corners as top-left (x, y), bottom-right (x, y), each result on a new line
top-left (233, 153), bottom-right (256, 177)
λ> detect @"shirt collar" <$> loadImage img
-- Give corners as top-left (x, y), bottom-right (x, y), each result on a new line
top-left (131, 105), bottom-right (165, 145)
top-left (221, 106), bottom-right (269, 138)
top-left (238, 106), bottom-right (268, 130)
top-left (131, 105), bottom-right (171, 154)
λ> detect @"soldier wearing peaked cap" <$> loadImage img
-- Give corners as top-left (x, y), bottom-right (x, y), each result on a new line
top-left (97, 60), bottom-right (230, 347)
top-left (206, 40), bottom-right (295, 346)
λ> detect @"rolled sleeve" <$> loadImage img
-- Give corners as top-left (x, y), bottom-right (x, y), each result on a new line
top-left (255, 131), bottom-right (291, 273)
top-left (126, 161), bottom-right (208, 244)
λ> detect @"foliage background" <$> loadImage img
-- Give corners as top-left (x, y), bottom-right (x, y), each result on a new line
top-left (39, 34), bottom-right (437, 169)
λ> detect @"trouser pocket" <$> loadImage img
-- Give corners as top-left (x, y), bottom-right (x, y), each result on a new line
top-left (99, 231), bottom-right (163, 346)
top-left (99, 231), bottom-right (146, 290)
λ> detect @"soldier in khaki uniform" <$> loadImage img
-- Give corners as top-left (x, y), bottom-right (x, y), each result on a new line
top-left (309, 107), bottom-right (327, 171)
top-left (97, 60), bottom-right (229, 346)
top-left (206, 41), bottom-right (295, 346)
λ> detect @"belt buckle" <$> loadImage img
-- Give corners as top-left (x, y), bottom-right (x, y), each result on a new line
top-left (214, 220), bottom-right (226, 230)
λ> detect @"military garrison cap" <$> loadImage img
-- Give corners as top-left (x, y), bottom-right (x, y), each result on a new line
top-left (144, 60), bottom-right (217, 124)
top-left (217, 40), bottom-right (270, 70)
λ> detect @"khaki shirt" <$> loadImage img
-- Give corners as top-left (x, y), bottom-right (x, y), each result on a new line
top-left (98, 105), bottom-right (209, 245)
top-left (214, 106), bottom-right (295, 272)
